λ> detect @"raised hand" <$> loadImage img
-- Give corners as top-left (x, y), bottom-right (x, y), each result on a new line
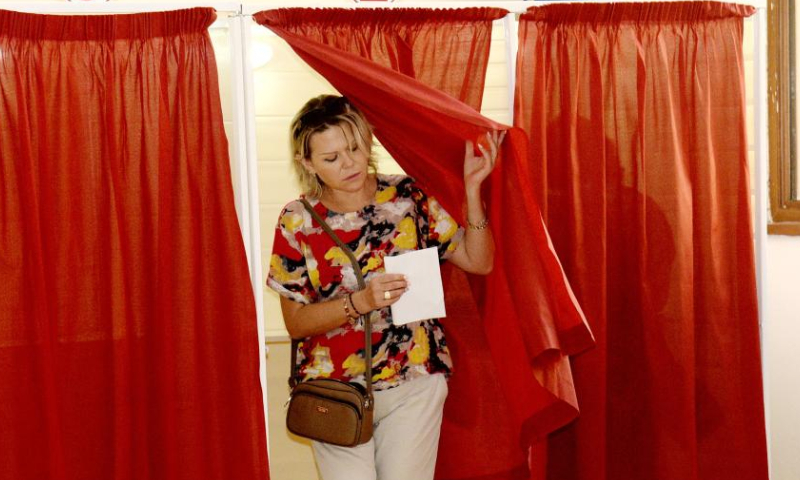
top-left (464, 130), bottom-right (506, 194)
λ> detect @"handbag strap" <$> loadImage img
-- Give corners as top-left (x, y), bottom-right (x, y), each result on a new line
top-left (288, 198), bottom-right (373, 408)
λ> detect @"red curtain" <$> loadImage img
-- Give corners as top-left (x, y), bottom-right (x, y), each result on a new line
top-left (515, 3), bottom-right (768, 480)
top-left (255, 9), bottom-right (594, 480)
top-left (0, 8), bottom-right (268, 480)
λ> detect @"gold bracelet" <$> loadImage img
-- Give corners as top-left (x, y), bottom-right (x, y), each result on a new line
top-left (467, 217), bottom-right (489, 230)
top-left (342, 296), bottom-right (356, 324)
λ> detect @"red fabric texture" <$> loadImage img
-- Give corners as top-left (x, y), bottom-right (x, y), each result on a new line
top-left (254, 8), bottom-right (594, 480)
top-left (0, 8), bottom-right (268, 480)
top-left (515, 3), bottom-right (768, 480)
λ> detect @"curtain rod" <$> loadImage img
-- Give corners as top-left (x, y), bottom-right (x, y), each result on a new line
top-left (0, 2), bottom-right (241, 14)
top-left (0, 0), bottom-right (766, 16)
top-left (241, 0), bottom-right (766, 15)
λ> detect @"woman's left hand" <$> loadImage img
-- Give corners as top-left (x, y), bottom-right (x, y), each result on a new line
top-left (464, 130), bottom-right (506, 194)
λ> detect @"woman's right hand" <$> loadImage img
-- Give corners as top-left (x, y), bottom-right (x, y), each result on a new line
top-left (352, 273), bottom-right (408, 313)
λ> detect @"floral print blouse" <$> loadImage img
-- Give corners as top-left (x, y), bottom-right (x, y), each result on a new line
top-left (267, 174), bottom-right (464, 391)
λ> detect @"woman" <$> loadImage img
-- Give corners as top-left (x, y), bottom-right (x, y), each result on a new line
top-left (268, 94), bottom-right (503, 480)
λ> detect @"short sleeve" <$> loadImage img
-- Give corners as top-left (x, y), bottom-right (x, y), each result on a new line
top-left (425, 195), bottom-right (464, 261)
top-left (266, 203), bottom-right (317, 305)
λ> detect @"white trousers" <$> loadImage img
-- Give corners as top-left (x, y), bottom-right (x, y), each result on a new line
top-left (312, 373), bottom-right (448, 480)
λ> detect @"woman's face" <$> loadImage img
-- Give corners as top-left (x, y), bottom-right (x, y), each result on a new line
top-left (303, 123), bottom-right (370, 196)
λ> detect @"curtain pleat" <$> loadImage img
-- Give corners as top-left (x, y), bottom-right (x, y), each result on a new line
top-left (0, 7), bottom-right (215, 39)
top-left (0, 8), bottom-right (268, 480)
top-left (254, 8), bottom-right (594, 480)
top-left (515, 3), bottom-right (767, 480)
top-left (260, 7), bottom-right (506, 108)
top-left (521, 1), bottom-right (755, 22)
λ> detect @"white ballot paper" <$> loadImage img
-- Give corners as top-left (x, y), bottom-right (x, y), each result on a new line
top-left (383, 247), bottom-right (446, 325)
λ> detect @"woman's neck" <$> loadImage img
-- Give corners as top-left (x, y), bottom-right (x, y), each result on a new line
top-left (319, 174), bottom-right (377, 213)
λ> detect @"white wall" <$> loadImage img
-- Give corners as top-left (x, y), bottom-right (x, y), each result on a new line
top-left (765, 236), bottom-right (800, 480)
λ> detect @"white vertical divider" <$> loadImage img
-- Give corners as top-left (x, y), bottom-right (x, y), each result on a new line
top-left (503, 12), bottom-right (519, 121)
top-left (752, 8), bottom-right (769, 339)
top-left (751, 7), bottom-right (771, 479)
top-left (228, 9), bottom-right (270, 454)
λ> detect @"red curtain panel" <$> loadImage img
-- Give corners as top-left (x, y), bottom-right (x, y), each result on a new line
top-left (0, 8), bottom-right (268, 480)
top-left (515, 3), bottom-right (767, 480)
top-left (254, 9), bottom-right (594, 480)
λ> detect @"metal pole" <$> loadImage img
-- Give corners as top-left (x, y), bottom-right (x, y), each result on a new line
top-left (751, 7), bottom-right (772, 479)
top-left (503, 12), bottom-right (519, 123)
top-left (228, 8), bottom-right (270, 458)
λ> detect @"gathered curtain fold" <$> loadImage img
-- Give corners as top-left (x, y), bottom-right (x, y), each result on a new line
top-left (254, 8), bottom-right (594, 480)
top-left (515, 3), bottom-right (768, 480)
top-left (261, 8), bottom-right (504, 109)
top-left (0, 8), bottom-right (268, 480)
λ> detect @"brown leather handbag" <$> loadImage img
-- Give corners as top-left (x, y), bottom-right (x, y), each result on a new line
top-left (284, 199), bottom-right (374, 447)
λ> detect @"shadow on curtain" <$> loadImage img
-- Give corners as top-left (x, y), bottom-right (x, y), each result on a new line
top-left (515, 3), bottom-right (768, 480)
top-left (0, 8), bottom-right (269, 480)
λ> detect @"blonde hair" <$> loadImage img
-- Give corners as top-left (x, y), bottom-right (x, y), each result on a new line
top-left (289, 95), bottom-right (378, 198)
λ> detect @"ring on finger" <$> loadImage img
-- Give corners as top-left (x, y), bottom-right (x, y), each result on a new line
top-left (384, 290), bottom-right (391, 300)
